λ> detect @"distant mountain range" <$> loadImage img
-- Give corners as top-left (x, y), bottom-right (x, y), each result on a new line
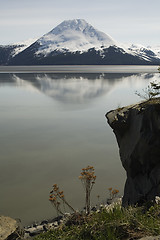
top-left (0, 19), bottom-right (160, 65)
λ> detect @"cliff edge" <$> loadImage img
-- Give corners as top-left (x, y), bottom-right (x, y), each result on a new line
top-left (106, 98), bottom-right (160, 206)
top-left (0, 216), bottom-right (23, 240)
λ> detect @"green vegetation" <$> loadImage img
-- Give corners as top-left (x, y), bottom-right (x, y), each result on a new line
top-left (34, 203), bottom-right (160, 240)
top-left (135, 67), bottom-right (160, 100)
top-left (35, 156), bottom-right (160, 240)
top-left (135, 80), bottom-right (160, 100)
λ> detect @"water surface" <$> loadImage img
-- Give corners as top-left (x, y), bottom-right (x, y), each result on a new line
top-left (0, 65), bottom-right (159, 73)
top-left (0, 68), bottom-right (159, 225)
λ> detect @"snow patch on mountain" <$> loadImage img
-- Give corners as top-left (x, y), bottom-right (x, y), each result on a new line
top-left (118, 43), bottom-right (160, 62)
top-left (147, 45), bottom-right (160, 57)
top-left (11, 38), bottom-right (38, 57)
top-left (36, 19), bottom-right (116, 56)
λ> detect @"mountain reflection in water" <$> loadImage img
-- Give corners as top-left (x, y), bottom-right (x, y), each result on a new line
top-left (0, 72), bottom-right (159, 104)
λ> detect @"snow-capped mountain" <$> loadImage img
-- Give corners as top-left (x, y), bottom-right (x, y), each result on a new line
top-left (11, 38), bottom-right (38, 57)
top-left (36, 19), bottom-right (115, 56)
top-left (121, 43), bottom-right (160, 63)
top-left (0, 19), bottom-right (159, 65)
top-left (0, 38), bottom-right (37, 65)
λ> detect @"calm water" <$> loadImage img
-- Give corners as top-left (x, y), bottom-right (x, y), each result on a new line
top-left (0, 66), bottom-right (159, 225)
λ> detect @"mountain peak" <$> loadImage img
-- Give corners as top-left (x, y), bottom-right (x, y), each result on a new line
top-left (49, 19), bottom-right (90, 35)
top-left (55, 19), bottom-right (88, 30)
top-left (36, 19), bottom-right (115, 55)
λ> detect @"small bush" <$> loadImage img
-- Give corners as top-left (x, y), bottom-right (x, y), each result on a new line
top-left (79, 166), bottom-right (96, 215)
top-left (49, 184), bottom-right (77, 216)
top-left (135, 81), bottom-right (160, 100)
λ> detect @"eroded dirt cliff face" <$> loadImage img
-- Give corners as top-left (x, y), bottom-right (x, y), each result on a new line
top-left (106, 98), bottom-right (160, 206)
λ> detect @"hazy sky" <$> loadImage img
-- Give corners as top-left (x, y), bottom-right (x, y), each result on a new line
top-left (0, 0), bottom-right (160, 46)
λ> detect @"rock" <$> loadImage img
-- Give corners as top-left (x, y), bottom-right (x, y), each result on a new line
top-left (0, 216), bottom-right (23, 240)
top-left (25, 225), bottom-right (45, 236)
top-left (24, 216), bottom-right (65, 237)
top-left (155, 196), bottom-right (160, 204)
top-left (91, 206), bottom-right (97, 212)
top-left (32, 223), bottom-right (38, 228)
top-left (53, 221), bottom-right (58, 227)
top-left (47, 223), bottom-right (55, 229)
top-left (106, 98), bottom-right (160, 206)
top-left (40, 220), bottom-right (48, 225)
top-left (24, 232), bottom-right (31, 239)
top-left (52, 215), bottom-right (63, 223)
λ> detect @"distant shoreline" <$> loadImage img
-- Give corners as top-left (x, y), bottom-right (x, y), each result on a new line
top-left (0, 65), bottom-right (159, 74)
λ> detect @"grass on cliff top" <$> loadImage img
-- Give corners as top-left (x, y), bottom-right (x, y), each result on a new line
top-left (140, 97), bottom-right (160, 106)
top-left (34, 203), bottom-right (160, 240)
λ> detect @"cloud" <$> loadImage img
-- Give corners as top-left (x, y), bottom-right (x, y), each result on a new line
top-left (0, 19), bottom-right (51, 27)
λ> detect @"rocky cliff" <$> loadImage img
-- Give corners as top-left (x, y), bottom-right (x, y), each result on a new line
top-left (0, 216), bottom-right (23, 240)
top-left (106, 98), bottom-right (160, 206)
